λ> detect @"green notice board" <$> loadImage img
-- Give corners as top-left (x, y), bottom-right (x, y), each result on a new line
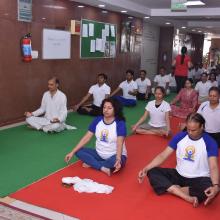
top-left (80, 19), bottom-right (117, 59)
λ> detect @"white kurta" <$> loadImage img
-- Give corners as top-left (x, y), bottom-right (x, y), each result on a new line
top-left (26, 90), bottom-right (68, 132)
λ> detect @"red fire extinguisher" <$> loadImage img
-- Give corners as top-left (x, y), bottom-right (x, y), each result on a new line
top-left (21, 33), bottom-right (32, 62)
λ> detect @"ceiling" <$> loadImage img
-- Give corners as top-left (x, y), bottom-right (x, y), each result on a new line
top-left (71, 0), bottom-right (220, 38)
top-left (123, 0), bottom-right (220, 9)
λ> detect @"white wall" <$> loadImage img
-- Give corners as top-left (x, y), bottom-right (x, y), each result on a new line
top-left (141, 22), bottom-right (160, 80)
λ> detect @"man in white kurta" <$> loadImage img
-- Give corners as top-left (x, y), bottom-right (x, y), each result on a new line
top-left (25, 77), bottom-right (68, 133)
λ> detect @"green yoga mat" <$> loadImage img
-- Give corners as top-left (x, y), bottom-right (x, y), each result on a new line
top-left (0, 94), bottom-right (175, 197)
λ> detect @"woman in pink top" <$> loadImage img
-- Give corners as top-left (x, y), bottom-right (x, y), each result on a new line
top-left (173, 46), bottom-right (192, 92)
top-left (171, 78), bottom-right (198, 119)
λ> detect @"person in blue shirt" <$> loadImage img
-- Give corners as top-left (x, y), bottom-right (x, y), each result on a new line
top-left (138, 113), bottom-right (219, 207)
top-left (65, 97), bottom-right (127, 176)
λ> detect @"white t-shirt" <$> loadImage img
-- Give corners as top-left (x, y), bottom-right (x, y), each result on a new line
top-left (119, 80), bottom-right (138, 100)
top-left (195, 81), bottom-right (212, 97)
top-left (154, 75), bottom-right (170, 88)
top-left (208, 80), bottom-right (218, 87)
top-left (197, 101), bottom-right (220, 133)
top-left (88, 83), bottom-right (111, 107)
top-left (216, 75), bottom-right (220, 86)
top-left (169, 131), bottom-right (218, 178)
top-left (168, 74), bottom-right (176, 87)
top-left (89, 116), bottom-right (127, 159)
top-left (32, 90), bottom-right (67, 123)
top-left (194, 68), bottom-right (203, 80)
top-left (207, 66), bottom-right (216, 73)
top-left (135, 78), bottom-right (151, 94)
top-left (145, 100), bottom-right (171, 127)
top-left (188, 69), bottom-right (195, 79)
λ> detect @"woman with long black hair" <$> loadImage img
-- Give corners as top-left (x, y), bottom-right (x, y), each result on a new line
top-left (172, 46), bottom-right (192, 93)
top-left (65, 97), bottom-right (127, 176)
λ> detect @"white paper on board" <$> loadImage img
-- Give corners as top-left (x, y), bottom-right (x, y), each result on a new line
top-left (82, 24), bottom-right (88, 37)
top-left (110, 41), bottom-right (116, 57)
top-left (101, 40), bottom-right (106, 53)
top-left (90, 40), bottom-right (96, 52)
top-left (102, 29), bottom-right (106, 41)
top-left (95, 38), bottom-right (103, 51)
top-left (110, 25), bottom-right (115, 37)
top-left (89, 23), bottom-right (94, 36)
top-left (105, 24), bottom-right (109, 37)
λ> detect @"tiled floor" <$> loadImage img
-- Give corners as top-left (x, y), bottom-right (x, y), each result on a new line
top-left (0, 197), bottom-right (79, 220)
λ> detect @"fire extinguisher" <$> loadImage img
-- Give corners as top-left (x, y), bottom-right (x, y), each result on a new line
top-left (21, 33), bottom-right (32, 62)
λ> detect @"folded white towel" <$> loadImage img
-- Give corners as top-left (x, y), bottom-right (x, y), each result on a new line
top-left (62, 176), bottom-right (114, 194)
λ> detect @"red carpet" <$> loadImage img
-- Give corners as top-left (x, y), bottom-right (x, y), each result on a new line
top-left (11, 117), bottom-right (220, 220)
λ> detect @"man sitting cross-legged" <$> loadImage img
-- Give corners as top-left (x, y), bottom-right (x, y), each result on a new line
top-left (74, 73), bottom-right (110, 116)
top-left (25, 77), bottom-right (70, 133)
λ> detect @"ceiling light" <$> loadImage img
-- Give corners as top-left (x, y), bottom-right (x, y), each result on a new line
top-left (144, 16), bottom-right (150, 19)
top-left (78, 5), bottom-right (85, 8)
top-left (121, 10), bottom-right (127, 13)
top-left (128, 16), bottom-right (133, 19)
top-left (192, 29), bottom-right (196, 31)
top-left (98, 4), bottom-right (105, 8)
top-left (181, 26), bottom-right (186, 29)
top-left (198, 30), bottom-right (202, 32)
top-left (184, 1), bottom-right (205, 6)
top-left (102, 10), bottom-right (108, 13)
top-left (165, 22), bottom-right (171, 25)
top-left (43, 5), bottom-right (66, 9)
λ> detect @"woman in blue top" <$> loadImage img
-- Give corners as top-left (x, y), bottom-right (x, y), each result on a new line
top-left (65, 97), bottom-right (127, 176)
top-left (138, 113), bottom-right (219, 207)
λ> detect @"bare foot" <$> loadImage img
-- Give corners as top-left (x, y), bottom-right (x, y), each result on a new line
top-left (83, 107), bottom-right (91, 112)
top-left (101, 167), bottom-right (111, 176)
top-left (204, 197), bottom-right (214, 206)
top-left (185, 196), bottom-right (199, 208)
top-left (82, 163), bottom-right (91, 168)
top-left (160, 130), bottom-right (172, 138)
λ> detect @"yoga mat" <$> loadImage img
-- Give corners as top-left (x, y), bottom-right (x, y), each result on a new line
top-left (0, 95), bottom-right (176, 197)
top-left (11, 120), bottom-right (220, 220)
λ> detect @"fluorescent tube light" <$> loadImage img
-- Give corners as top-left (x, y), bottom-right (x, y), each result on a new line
top-left (184, 1), bottom-right (205, 6)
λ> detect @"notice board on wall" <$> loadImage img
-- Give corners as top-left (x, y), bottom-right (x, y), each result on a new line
top-left (42, 29), bottom-right (71, 60)
top-left (80, 19), bottom-right (117, 59)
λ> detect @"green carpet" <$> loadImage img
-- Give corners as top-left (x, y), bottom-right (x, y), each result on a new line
top-left (0, 94), bottom-right (175, 197)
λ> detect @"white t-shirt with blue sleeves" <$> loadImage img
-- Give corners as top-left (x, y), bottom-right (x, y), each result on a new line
top-left (89, 116), bottom-right (127, 159)
top-left (169, 131), bottom-right (218, 178)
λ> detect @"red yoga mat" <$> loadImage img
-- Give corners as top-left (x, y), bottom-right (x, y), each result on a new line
top-left (11, 118), bottom-right (220, 220)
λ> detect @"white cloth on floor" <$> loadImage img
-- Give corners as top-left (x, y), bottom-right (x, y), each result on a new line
top-left (62, 176), bottom-right (114, 194)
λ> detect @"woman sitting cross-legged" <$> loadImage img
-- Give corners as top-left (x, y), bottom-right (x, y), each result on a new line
top-left (131, 86), bottom-right (171, 137)
top-left (138, 113), bottom-right (219, 207)
top-left (65, 97), bottom-right (127, 176)
top-left (171, 78), bottom-right (198, 119)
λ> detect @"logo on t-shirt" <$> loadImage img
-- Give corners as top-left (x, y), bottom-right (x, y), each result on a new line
top-left (183, 146), bottom-right (195, 162)
top-left (100, 129), bottom-right (109, 143)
